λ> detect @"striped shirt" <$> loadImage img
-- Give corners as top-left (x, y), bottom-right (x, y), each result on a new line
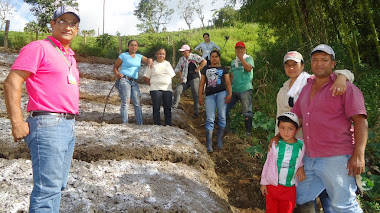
top-left (276, 139), bottom-right (304, 186)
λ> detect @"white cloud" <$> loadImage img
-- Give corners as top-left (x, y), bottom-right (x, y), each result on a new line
top-left (8, 1), bottom-right (36, 32)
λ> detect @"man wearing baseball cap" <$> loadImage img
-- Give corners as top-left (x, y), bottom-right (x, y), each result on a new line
top-left (4, 5), bottom-right (80, 212)
top-left (172, 44), bottom-right (207, 118)
top-left (226, 41), bottom-right (255, 135)
top-left (289, 44), bottom-right (368, 212)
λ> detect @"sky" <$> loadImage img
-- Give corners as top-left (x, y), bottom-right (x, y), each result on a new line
top-left (8, 0), bottom-right (241, 36)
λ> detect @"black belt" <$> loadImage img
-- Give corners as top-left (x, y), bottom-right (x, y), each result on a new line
top-left (31, 111), bottom-right (76, 120)
top-left (122, 76), bottom-right (137, 81)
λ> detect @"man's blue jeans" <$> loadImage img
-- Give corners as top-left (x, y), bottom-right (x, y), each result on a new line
top-left (226, 89), bottom-right (253, 119)
top-left (205, 91), bottom-right (227, 131)
top-left (150, 90), bottom-right (172, 125)
top-left (116, 78), bottom-right (143, 125)
top-left (297, 155), bottom-right (362, 213)
top-left (25, 114), bottom-right (76, 212)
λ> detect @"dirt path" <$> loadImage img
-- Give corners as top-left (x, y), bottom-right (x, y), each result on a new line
top-left (177, 95), bottom-right (265, 212)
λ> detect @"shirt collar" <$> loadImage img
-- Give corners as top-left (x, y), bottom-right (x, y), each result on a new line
top-left (47, 36), bottom-right (75, 56)
top-left (306, 72), bottom-right (337, 83)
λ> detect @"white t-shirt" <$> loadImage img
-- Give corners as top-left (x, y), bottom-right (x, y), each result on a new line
top-left (144, 60), bottom-right (175, 91)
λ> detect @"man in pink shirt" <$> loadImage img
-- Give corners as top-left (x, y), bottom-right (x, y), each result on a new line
top-left (291, 44), bottom-right (368, 212)
top-left (4, 5), bottom-right (80, 212)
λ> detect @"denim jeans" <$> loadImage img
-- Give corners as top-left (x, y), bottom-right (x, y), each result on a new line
top-left (116, 78), bottom-right (143, 125)
top-left (205, 91), bottom-right (227, 131)
top-left (297, 155), bottom-right (362, 213)
top-left (226, 89), bottom-right (253, 119)
top-left (172, 78), bottom-right (200, 115)
top-left (150, 90), bottom-right (172, 125)
top-left (24, 114), bottom-right (76, 212)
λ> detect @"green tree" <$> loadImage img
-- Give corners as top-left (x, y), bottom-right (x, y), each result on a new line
top-left (24, 0), bottom-right (78, 30)
top-left (134, 0), bottom-right (174, 33)
top-left (212, 6), bottom-right (238, 27)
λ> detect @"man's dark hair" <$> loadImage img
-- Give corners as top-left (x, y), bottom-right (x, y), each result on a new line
top-left (277, 116), bottom-right (299, 129)
top-left (210, 50), bottom-right (220, 57)
top-left (203, 33), bottom-right (210, 38)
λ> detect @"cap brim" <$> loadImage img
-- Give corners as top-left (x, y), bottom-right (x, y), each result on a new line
top-left (284, 58), bottom-right (302, 63)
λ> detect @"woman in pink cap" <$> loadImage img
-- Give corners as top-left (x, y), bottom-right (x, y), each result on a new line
top-left (172, 44), bottom-right (207, 118)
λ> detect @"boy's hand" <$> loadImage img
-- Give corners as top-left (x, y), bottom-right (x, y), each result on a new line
top-left (260, 185), bottom-right (268, 196)
top-left (296, 166), bottom-right (306, 182)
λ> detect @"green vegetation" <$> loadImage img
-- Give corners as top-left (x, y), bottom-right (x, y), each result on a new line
top-left (1, 16), bottom-right (379, 212)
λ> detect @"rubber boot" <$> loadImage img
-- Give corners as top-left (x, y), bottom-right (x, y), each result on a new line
top-left (294, 201), bottom-right (316, 213)
top-left (244, 117), bottom-right (253, 135)
top-left (206, 130), bottom-right (213, 152)
top-left (216, 127), bottom-right (225, 149)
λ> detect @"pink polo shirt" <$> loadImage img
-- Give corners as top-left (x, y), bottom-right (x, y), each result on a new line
top-left (11, 36), bottom-right (79, 114)
top-left (292, 73), bottom-right (366, 158)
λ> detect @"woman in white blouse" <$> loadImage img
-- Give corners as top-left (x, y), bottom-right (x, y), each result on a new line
top-left (144, 48), bottom-right (176, 126)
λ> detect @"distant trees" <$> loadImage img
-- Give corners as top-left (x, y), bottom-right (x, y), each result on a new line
top-left (0, 0), bottom-right (16, 31)
top-left (178, 0), bottom-right (196, 30)
top-left (81, 29), bottom-right (95, 45)
top-left (134, 0), bottom-right (174, 33)
top-left (212, 6), bottom-right (238, 28)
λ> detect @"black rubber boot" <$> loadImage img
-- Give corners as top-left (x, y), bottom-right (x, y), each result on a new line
top-left (294, 201), bottom-right (316, 213)
top-left (244, 117), bottom-right (253, 135)
top-left (216, 127), bottom-right (225, 149)
top-left (206, 130), bottom-right (213, 152)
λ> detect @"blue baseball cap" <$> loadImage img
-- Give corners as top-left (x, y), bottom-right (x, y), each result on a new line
top-left (53, 6), bottom-right (80, 22)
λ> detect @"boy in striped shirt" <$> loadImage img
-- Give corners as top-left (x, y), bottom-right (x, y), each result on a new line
top-left (260, 112), bottom-right (306, 213)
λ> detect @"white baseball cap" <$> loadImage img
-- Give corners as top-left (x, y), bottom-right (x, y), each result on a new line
top-left (277, 112), bottom-right (300, 128)
top-left (310, 44), bottom-right (335, 58)
top-left (283, 51), bottom-right (304, 64)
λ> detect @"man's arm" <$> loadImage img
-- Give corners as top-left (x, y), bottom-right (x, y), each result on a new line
top-left (347, 114), bottom-right (368, 176)
top-left (4, 70), bottom-right (31, 142)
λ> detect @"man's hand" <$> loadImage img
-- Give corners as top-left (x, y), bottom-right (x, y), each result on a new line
top-left (11, 121), bottom-right (29, 142)
top-left (260, 185), bottom-right (268, 196)
top-left (347, 154), bottom-right (365, 176)
top-left (236, 48), bottom-right (245, 60)
top-left (268, 134), bottom-right (281, 151)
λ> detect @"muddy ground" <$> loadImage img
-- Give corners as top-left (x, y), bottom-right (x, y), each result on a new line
top-left (0, 50), bottom-right (265, 212)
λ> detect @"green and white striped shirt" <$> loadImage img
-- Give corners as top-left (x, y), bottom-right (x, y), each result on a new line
top-left (276, 139), bottom-right (304, 186)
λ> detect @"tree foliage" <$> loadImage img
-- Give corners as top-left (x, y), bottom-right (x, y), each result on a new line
top-left (134, 0), bottom-right (174, 33)
top-left (24, 0), bottom-right (78, 31)
top-left (238, 0), bottom-right (380, 67)
top-left (212, 6), bottom-right (238, 28)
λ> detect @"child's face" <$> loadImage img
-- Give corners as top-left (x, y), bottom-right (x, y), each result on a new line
top-left (279, 121), bottom-right (298, 143)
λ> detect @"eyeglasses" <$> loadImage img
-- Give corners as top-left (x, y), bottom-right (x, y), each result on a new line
top-left (56, 19), bottom-right (78, 30)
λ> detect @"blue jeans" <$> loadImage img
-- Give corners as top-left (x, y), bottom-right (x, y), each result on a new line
top-left (172, 78), bottom-right (200, 115)
top-left (116, 78), bottom-right (143, 125)
top-left (226, 89), bottom-right (253, 119)
top-left (297, 155), bottom-right (362, 213)
top-left (24, 114), bottom-right (76, 212)
top-left (150, 90), bottom-right (172, 126)
top-left (205, 91), bottom-right (227, 131)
